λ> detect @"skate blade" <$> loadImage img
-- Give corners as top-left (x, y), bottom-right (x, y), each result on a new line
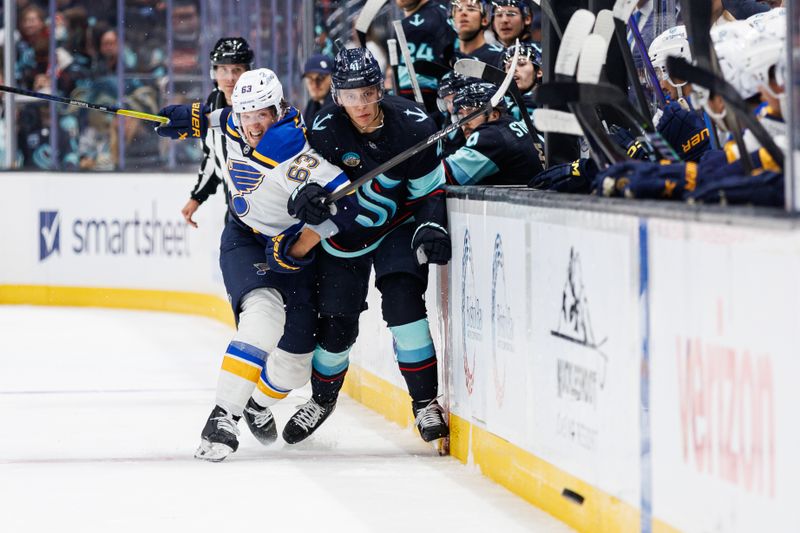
top-left (194, 441), bottom-right (233, 462)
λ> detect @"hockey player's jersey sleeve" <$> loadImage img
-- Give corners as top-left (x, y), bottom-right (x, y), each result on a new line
top-left (297, 148), bottom-right (358, 238)
top-left (406, 136), bottom-right (447, 228)
top-left (442, 127), bottom-right (504, 185)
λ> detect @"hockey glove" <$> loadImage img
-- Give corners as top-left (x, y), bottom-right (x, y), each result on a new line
top-left (266, 232), bottom-right (315, 274)
top-left (687, 171), bottom-right (784, 207)
top-left (528, 158), bottom-right (597, 193)
top-left (412, 222), bottom-right (451, 266)
top-left (287, 182), bottom-right (335, 225)
top-left (656, 102), bottom-right (710, 162)
top-left (155, 102), bottom-right (208, 139)
top-left (622, 162), bottom-right (693, 200)
top-left (592, 161), bottom-right (643, 197)
top-left (609, 125), bottom-right (656, 161)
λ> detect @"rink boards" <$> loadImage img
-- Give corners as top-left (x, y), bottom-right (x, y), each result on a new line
top-left (3, 173), bottom-right (800, 532)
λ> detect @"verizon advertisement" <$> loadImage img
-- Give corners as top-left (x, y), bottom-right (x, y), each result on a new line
top-left (649, 220), bottom-right (800, 532)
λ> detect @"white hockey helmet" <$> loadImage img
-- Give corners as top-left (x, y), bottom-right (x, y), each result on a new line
top-left (231, 68), bottom-right (284, 127)
top-left (747, 8), bottom-right (786, 36)
top-left (742, 20), bottom-right (786, 99)
top-left (648, 25), bottom-right (691, 88)
top-left (712, 21), bottom-right (759, 100)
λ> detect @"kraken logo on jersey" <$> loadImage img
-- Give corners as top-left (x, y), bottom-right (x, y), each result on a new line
top-left (228, 159), bottom-right (265, 217)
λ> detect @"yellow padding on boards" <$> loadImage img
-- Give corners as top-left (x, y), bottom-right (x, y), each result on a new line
top-left (342, 364), bottom-right (415, 428)
top-left (221, 356), bottom-right (261, 383)
top-left (0, 285), bottom-right (235, 327)
top-left (256, 378), bottom-right (289, 399)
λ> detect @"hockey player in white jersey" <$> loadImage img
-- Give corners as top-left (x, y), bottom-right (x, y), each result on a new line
top-left (156, 68), bottom-right (357, 461)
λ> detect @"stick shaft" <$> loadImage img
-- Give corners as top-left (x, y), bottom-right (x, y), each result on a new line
top-left (393, 20), bottom-right (424, 105)
top-left (0, 84), bottom-right (168, 124)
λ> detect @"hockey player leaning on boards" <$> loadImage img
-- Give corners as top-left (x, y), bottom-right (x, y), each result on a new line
top-left (281, 47), bottom-right (451, 445)
top-left (442, 80), bottom-right (542, 185)
top-left (394, 0), bottom-right (456, 114)
top-left (155, 69), bottom-right (358, 461)
top-left (451, 0), bottom-right (505, 67)
top-left (490, 0), bottom-right (535, 48)
top-left (181, 37), bottom-right (253, 229)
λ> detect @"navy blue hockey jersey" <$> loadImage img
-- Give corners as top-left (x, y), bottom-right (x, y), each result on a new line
top-left (308, 95), bottom-right (447, 258)
top-left (443, 114), bottom-right (543, 185)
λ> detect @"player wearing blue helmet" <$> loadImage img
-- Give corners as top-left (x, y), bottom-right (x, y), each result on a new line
top-left (283, 47), bottom-right (451, 445)
top-left (442, 79), bottom-right (543, 184)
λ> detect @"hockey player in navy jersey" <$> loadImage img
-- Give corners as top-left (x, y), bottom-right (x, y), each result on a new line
top-left (443, 81), bottom-right (542, 185)
top-left (501, 42), bottom-right (541, 122)
top-left (282, 47), bottom-right (451, 444)
top-left (490, 0), bottom-right (535, 48)
top-left (156, 68), bottom-right (357, 461)
top-left (451, 0), bottom-right (505, 67)
top-left (181, 37), bottom-right (253, 229)
top-left (394, 0), bottom-right (457, 113)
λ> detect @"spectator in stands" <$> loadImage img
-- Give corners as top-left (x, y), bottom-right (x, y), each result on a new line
top-left (301, 54), bottom-right (333, 127)
top-left (91, 23), bottom-right (120, 77)
top-left (78, 90), bottom-right (116, 170)
top-left (122, 86), bottom-right (161, 168)
top-left (18, 4), bottom-right (49, 82)
top-left (171, 0), bottom-right (201, 74)
top-left (57, 6), bottom-right (92, 97)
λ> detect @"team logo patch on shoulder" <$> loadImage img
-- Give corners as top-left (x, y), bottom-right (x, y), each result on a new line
top-left (342, 152), bottom-right (361, 167)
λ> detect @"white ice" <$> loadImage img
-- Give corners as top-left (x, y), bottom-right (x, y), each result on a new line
top-left (0, 306), bottom-right (574, 533)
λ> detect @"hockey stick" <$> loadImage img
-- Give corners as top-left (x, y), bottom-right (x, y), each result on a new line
top-left (678, 0), bottom-right (752, 172)
top-left (628, 13), bottom-right (667, 107)
top-left (611, 0), bottom-right (654, 128)
top-left (453, 58), bottom-right (544, 174)
top-left (387, 38), bottom-right (401, 95)
top-left (533, 109), bottom-right (584, 136)
top-left (413, 60), bottom-right (450, 80)
top-left (532, 0), bottom-right (563, 40)
top-left (355, 0), bottom-right (389, 47)
top-left (393, 20), bottom-right (424, 106)
top-left (326, 44), bottom-right (520, 204)
top-left (666, 57), bottom-right (785, 168)
top-left (0, 84), bottom-right (168, 124)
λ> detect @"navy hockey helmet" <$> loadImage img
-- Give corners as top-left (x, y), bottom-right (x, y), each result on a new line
top-left (331, 47), bottom-right (385, 106)
top-left (452, 81), bottom-right (502, 113)
top-left (490, 0), bottom-right (532, 19)
top-left (502, 42), bottom-right (542, 69)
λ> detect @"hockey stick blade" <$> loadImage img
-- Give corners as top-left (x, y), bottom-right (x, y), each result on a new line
top-left (533, 109), bottom-right (584, 136)
top-left (593, 10), bottom-right (616, 52)
top-left (577, 34), bottom-right (608, 84)
top-left (555, 10), bottom-right (596, 78)
top-left (612, 0), bottom-right (638, 23)
top-left (414, 60), bottom-right (450, 80)
top-left (666, 56), bottom-right (785, 167)
top-left (355, 0), bottom-right (389, 46)
top-left (453, 58), bottom-right (486, 80)
top-left (326, 46), bottom-right (519, 204)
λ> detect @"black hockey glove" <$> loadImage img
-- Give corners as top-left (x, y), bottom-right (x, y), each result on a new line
top-left (155, 102), bottom-right (208, 139)
top-left (287, 182), bottom-right (334, 225)
top-left (266, 232), bottom-right (315, 274)
top-left (656, 102), bottom-right (711, 162)
top-left (528, 158), bottom-right (597, 193)
top-left (412, 222), bottom-right (451, 266)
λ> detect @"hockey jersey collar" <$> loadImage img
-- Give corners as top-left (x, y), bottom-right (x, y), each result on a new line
top-left (226, 107), bottom-right (306, 169)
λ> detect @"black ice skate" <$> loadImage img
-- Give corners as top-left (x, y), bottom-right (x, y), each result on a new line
top-left (413, 399), bottom-right (449, 442)
top-left (243, 398), bottom-right (277, 445)
top-left (194, 405), bottom-right (241, 462)
top-left (282, 398), bottom-right (337, 444)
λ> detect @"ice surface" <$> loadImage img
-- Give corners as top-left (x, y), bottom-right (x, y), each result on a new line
top-left (0, 306), bottom-right (574, 533)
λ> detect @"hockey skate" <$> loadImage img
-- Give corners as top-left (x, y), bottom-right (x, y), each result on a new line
top-left (282, 398), bottom-right (336, 444)
top-left (413, 399), bottom-right (449, 442)
top-left (194, 405), bottom-right (241, 462)
top-left (243, 398), bottom-right (277, 445)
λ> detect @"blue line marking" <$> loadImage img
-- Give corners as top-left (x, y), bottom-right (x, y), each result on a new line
top-left (639, 219), bottom-right (652, 533)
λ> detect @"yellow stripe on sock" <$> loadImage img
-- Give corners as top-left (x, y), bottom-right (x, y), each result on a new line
top-left (256, 378), bottom-right (289, 399)
top-left (221, 356), bottom-right (261, 382)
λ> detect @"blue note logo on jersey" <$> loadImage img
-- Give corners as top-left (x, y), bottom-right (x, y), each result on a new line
top-left (342, 152), bottom-right (361, 167)
top-left (228, 159), bottom-right (265, 217)
top-left (39, 210), bottom-right (61, 261)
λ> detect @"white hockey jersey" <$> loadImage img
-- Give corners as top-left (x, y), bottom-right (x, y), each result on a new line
top-left (209, 106), bottom-right (350, 238)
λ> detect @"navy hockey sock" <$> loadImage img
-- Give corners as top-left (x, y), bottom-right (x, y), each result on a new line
top-left (311, 368), bottom-right (347, 405)
top-left (399, 355), bottom-right (438, 403)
